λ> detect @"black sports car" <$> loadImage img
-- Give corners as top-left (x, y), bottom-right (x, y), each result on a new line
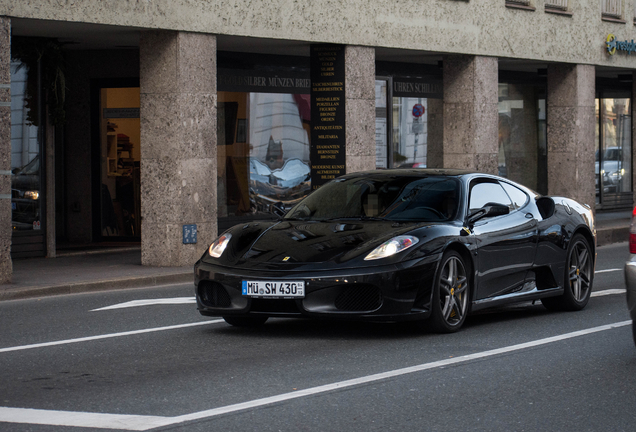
top-left (194, 169), bottom-right (595, 333)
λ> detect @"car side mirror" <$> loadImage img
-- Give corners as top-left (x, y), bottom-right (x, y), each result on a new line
top-left (466, 203), bottom-right (510, 227)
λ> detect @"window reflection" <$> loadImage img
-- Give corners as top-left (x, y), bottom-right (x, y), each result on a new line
top-left (392, 97), bottom-right (435, 168)
top-left (218, 92), bottom-right (311, 232)
top-left (497, 81), bottom-right (547, 194)
top-left (595, 97), bottom-right (632, 208)
top-left (10, 61), bottom-right (42, 232)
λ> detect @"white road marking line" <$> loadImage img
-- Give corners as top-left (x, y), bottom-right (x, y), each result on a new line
top-left (0, 320), bottom-right (631, 431)
top-left (596, 268), bottom-right (621, 273)
top-left (0, 320), bottom-right (224, 354)
top-left (0, 407), bottom-right (170, 431)
top-left (591, 289), bottom-right (626, 297)
top-left (91, 297), bottom-right (196, 311)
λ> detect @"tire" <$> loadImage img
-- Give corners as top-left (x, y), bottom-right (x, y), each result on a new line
top-left (426, 250), bottom-right (471, 333)
top-left (223, 316), bottom-right (268, 327)
top-left (632, 321), bottom-right (636, 347)
top-left (541, 233), bottom-right (593, 312)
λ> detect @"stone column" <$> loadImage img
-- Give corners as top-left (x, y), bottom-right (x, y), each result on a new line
top-left (547, 64), bottom-right (595, 210)
top-left (426, 98), bottom-right (444, 168)
top-left (140, 31), bottom-right (217, 266)
top-left (0, 17), bottom-right (11, 283)
top-left (345, 46), bottom-right (375, 173)
top-left (442, 55), bottom-right (498, 173)
top-left (632, 71), bottom-right (636, 207)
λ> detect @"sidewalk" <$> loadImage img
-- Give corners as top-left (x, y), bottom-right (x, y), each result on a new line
top-left (595, 209), bottom-right (632, 246)
top-left (0, 247), bottom-right (192, 302)
top-left (0, 210), bottom-right (631, 302)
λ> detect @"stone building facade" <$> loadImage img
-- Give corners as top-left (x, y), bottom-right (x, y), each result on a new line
top-left (0, 0), bottom-right (635, 282)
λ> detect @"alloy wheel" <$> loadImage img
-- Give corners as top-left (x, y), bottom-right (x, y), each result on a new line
top-left (438, 255), bottom-right (469, 326)
top-left (568, 239), bottom-right (592, 302)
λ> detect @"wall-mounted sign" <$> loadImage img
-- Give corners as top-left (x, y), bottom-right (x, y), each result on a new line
top-left (606, 34), bottom-right (636, 56)
top-left (310, 44), bottom-right (346, 190)
top-left (182, 224), bottom-right (197, 244)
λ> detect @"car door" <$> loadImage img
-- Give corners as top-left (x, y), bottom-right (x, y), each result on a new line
top-left (468, 179), bottom-right (538, 300)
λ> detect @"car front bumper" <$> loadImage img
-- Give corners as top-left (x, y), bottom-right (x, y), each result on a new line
top-left (194, 256), bottom-right (439, 321)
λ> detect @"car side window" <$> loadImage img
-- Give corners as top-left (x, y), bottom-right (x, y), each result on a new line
top-left (468, 181), bottom-right (513, 214)
top-left (500, 182), bottom-right (529, 210)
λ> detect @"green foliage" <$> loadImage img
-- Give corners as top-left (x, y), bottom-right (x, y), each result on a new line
top-left (11, 37), bottom-right (66, 126)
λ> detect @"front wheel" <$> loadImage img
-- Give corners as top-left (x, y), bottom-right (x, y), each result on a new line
top-left (541, 233), bottom-right (593, 311)
top-left (427, 250), bottom-right (471, 333)
top-left (223, 316), bottom-right (268, 327)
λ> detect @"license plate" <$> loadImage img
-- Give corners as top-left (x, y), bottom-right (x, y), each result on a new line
top-left (11, 202), bottom-right (16, 210)
top-left (242, 280), bottom-right (305, 298)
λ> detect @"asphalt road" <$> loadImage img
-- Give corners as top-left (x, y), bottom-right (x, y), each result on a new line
top-left (0, 242), bottom-right (634, 431)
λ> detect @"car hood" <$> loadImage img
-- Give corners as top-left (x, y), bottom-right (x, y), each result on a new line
top-left (210, 220), bottom-right (433, 271)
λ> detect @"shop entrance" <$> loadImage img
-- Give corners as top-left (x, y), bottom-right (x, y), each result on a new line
top-left (92, 82), bottom-right (141, 241)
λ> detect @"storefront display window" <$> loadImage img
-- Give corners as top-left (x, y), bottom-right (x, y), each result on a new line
top-left (595, 97), bottom-right (632, 208)
top-left (497, 79), bottom-right (547, 194)
top-left (217, 90), bottom-right (311, 232)
top-left (374, 73), bottom-right (443, 169)
top-left (10, 61), bottom-right (43, 234)
top-left (392, 97), bottom-right (431, 168)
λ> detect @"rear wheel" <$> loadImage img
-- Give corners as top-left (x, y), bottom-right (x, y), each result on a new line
top-left (632, 321), bottom-right (635, 347)
top-left (541, 234), bottom-right (593, 311)
top-left (223, 316), bottom-right (268, 327)
top-left (427, 250), bottom-right (470, 333)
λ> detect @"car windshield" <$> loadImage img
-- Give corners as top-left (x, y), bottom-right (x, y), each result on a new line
top-left (285, 175), bottom-right (460, 222)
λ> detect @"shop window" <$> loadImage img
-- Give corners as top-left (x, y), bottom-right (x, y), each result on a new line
top-left (392, 97), bottom-right (430, 168)
top-left (217, 91), bottom-right (311, 232)
top-left (10, 61), bottom-right (43, 235)
top-left (375, 76), bottom-right (443, 169)
top-left (595, 97), bottom-right (632, 209)
top-left (497, 80), bottom-right (547, 194)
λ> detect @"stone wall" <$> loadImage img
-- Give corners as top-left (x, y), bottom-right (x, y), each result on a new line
top-left (1, 1), bottom-right (633, 68)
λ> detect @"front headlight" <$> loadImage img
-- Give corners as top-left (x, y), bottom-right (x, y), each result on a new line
top-left (208, 233), bottom-right (232, 258)
top-left (364, 235), bottom-right (419, 261)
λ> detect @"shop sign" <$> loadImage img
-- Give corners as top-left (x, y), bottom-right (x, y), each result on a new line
top-left (218, 69), bottom-right (310, 94)
top-left (310, 44), bottom-right (346, 190)
top-left (393, 78), bottom-right (442, 98)
top-left (606, 34), bottom-right (636, 56)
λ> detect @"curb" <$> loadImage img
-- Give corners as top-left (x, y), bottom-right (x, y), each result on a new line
top-left (597, 227), bottom-right (629, 247)
top-left (0, 272), bottom-right (193, 302)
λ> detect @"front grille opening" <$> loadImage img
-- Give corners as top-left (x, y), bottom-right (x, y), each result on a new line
top-left (334, 285), bottom-right (382, 312)
top-left (250, 299), bottom-right (300, 313)
top-left (199, 281), bottom-right (232, 308)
